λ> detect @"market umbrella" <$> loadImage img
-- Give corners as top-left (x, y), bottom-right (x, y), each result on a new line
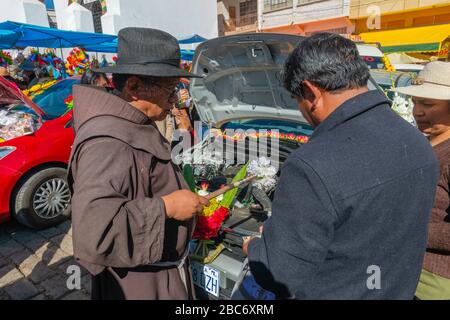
top-left (83, 38), bottom-right (118, 53)
top-left (0, 30), bottom-right (20, 49)
top-left (178, 34), bottom-right (208, 44)
top-left (0, 21), bottom-right (117, 50)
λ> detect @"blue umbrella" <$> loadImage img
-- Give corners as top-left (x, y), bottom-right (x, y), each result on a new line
top-left (178, 34), bottom-right (207, 44)
top-left (0, 21), bottom-right (117, 49)
top-left (0, 29), bottom-right (20, 49)
top-left (83, 38), bottom-right (118, 53)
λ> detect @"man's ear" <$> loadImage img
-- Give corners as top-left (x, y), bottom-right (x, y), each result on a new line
top-left (124, 76), bottom-right (141, 100)
top-left (302, 80), bottom-right (322, 110)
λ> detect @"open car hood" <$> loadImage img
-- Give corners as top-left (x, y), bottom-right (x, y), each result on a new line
top-left (0, 76), bottom-right (46, 118)
top-left (190, 33), bottom-right (307, 127)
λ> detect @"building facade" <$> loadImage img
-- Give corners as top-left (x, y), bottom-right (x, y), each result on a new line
top-left (351, 0), bottom-right (450, 34)
top-left (261, 0), bottom-right (353, 35)
top-left (76, 0), bottom-right (103, 33)
top-left (219, 0), bottom-right (354, 36)
top-left (0, 0), bottom-right (50, 27)
top-left (351, 0), bottom-right (450, 59)
top-left (218, 0), bottom-right (259, 35)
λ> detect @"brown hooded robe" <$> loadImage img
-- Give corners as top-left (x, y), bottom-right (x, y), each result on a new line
top-left (67, 85), bottom-right (195, 300)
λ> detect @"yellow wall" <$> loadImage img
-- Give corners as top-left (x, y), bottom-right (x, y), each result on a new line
top-left (350, 0), bottom-right (450, 19)
top-left (352, 2), bottom-right (450, 33)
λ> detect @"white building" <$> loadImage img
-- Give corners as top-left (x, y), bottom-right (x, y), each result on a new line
top-left (0, 0), bottom-right (49, 27)
top-left (101, 0), bottom-right (218, 39)
top-left (53, 0), bottom-right (95, 32)
top-left (260, 0), bottom-right (354, 35)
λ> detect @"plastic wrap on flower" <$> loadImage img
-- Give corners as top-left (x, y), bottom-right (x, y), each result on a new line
top-left (247, 157), bottom-right (277, 192)
top-left (0, 110), bottom-right (37, 141)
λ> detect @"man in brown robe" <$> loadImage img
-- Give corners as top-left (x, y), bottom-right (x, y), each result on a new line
top-left (67, 27), bottom-right (208, 300)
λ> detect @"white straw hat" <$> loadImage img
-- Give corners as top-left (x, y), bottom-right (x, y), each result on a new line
top-left (396, 61), bottom-right (450, 100)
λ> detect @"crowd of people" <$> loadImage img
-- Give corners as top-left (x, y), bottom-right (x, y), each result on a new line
top-left (0, 27), bottom-right (449, 300)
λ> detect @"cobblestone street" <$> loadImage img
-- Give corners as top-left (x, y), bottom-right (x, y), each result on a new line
top-left (0, 220), bottom-right (90, 300)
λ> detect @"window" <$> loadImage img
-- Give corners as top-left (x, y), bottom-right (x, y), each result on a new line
top-left (263, 0), bottom-right (293, 12)
top-left (32, 79), bottom-right (80, 119)
top-left (305, 27), bottom-right (348, 36)
top-left (298, 0), bottom-right (320, 5)
top-left (239, 0), bottom-right (257, 26)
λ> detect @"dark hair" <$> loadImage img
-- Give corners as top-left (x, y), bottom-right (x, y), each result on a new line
top-left (81, 69), bottom-right (107, 85)
top-left (283, 33), bottom-right (370, 96)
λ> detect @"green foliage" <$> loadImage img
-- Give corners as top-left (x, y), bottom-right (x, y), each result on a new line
top-left (221, 163), bottom-right (248, 209)
top-left (182, 164), bottom-right (197, 192)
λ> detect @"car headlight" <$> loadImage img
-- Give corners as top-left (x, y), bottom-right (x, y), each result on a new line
top-left (0, 147), bottom-right (16, 160)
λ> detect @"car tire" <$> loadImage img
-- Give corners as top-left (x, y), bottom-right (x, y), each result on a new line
top-left (13, 167), bottom-right (71, 229)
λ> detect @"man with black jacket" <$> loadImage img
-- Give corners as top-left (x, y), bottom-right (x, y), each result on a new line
top-left (243, 33), bottom-right (439, 299)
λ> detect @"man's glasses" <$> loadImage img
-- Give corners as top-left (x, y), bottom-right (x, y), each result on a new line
top-left (144, 81), bottom-right (180, 103)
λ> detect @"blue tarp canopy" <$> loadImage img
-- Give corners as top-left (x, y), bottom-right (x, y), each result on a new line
top-left (0, 21), bottom-right (203, 57)
top-left (0, 21), bottom-right (117, 51)
top-left (178, 34), bottom-right (207, 44)
top-left (83, 38), bottom-right (118, 53)
top-left (0, 30), bottom-right (19, 49)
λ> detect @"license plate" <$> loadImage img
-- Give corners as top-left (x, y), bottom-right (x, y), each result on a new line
top-left (191, 262), bottom-right (220, 297)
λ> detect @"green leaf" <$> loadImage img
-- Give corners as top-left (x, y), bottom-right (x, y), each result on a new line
top-left (221, 163), bottom-right (248, 208)
top-left (182, 164), bottom-right (197, 192)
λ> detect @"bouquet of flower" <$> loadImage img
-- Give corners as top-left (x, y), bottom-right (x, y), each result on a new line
top-left (391, 92), bottom-right (415, 125)
top-left (188, 157), bottom-right (278, 263)
top-left (387, 73), bottom-right (416, 126)
top-left (193, 183), bottom-right (230, 240)
top-left (188, 163), bottom-right (248, 263)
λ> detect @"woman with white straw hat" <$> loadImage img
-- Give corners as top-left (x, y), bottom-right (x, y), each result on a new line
top-left (397, 61), bottom-right (450, 300)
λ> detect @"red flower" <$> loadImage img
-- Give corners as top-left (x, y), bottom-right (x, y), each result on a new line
top-left (193, 206), bottom-right (229, 240)
top-left (64, 95), bottom-right (73, 105)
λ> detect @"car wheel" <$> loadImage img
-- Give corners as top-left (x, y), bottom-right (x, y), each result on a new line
top-left (13, 167), bottom-right (71, 229)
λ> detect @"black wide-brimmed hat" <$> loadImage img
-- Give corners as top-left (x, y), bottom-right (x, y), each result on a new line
top-left (94, 27), bottom-right (201, 78)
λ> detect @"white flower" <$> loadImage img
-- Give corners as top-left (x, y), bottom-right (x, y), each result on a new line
top-left (247, 157), bottom-right (278, 192)
top-left (391, 92), bottom-right (416, 126)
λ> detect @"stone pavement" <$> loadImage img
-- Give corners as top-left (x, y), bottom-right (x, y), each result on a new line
top-left (0, 219), bottom-right (90, 300)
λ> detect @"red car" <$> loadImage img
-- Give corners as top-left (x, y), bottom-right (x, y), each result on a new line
top-left (0, 76), bottom-right (78, 229)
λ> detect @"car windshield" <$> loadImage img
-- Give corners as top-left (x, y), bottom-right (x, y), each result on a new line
top-left (32, 78), bottom-right (80, 119)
